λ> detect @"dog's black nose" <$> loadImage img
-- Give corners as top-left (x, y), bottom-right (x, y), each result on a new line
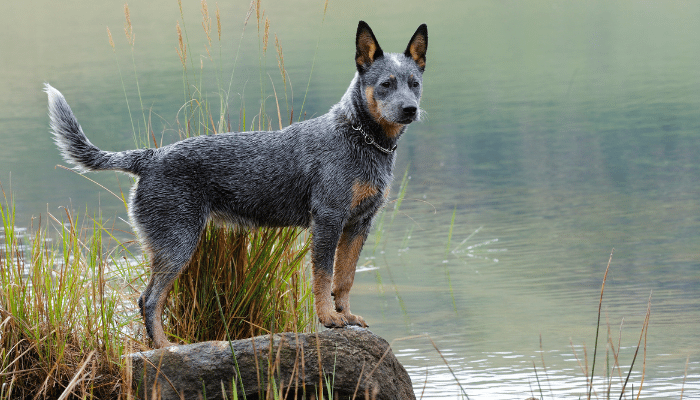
top-left (403, 106), bottom-right (417, 117)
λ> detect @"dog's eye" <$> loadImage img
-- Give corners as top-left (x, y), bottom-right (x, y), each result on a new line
top-left (411, 81), bottom-right (420, 88)
top-left (381, 81), bottom-right (391, 88)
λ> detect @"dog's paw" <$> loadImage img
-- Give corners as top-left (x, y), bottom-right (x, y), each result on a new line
top-left (318, 310), bottom-right (348, 328)
top-left (344, 313), bottom-right (368, 328)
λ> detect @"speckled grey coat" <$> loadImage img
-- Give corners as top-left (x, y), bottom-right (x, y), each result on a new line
top-left (45, 20), bottom-right (427, 348)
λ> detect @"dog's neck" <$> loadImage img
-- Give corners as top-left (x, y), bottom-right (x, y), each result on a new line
top-left (331, 73), bottom-right (406, 153)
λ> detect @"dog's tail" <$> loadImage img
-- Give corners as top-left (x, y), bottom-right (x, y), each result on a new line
top-left (44, 83), bottom-right (147, 175)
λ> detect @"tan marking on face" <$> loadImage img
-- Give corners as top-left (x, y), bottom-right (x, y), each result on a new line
top-left (364, 86), bottom-right (404, 138)
top-left (365, 86), bottom-right (380, 120)
top-left (351, 180), bottom-right (379, 208)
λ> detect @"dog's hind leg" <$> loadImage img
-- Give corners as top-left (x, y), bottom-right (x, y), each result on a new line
top-left (138, 252), bottom-right (195, 348)
top-left (332, 222), bottom-right (370, 327)
top-left (136, 212), bottom-right (207, 348)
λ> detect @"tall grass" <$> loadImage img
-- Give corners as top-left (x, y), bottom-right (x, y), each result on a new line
top-left (0, 185), bottom-right (139, 398)
top-left (166, 225), bottom-right (313, 343)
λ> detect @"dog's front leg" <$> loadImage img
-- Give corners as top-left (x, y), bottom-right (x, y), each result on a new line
top-left (332, 223), bottom-right (369, 327)
top-left (311, 216), bottom-right (348, 328)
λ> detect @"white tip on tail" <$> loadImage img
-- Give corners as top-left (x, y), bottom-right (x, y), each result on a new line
top-left (44, 83), bottom-right (94, 172)
top-left (44, 83), bottom-right (63, 106)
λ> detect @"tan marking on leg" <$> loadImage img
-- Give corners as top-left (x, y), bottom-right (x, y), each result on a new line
top-left (365, 87), bottom-right (404, 138)
top-left (144, 232), bottom-right (203, 348)
top-left (332, 232), bottom-right (368, 327)
top-left (351, 180), bottom-right (379, 209)
top-left (152, 280), bottom-right (175, 348)
top-left (313, 268), bottom-right (346, 327)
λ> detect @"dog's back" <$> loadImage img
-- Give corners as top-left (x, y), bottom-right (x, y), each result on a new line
top-left (133, 116), bottom-right (342, 229)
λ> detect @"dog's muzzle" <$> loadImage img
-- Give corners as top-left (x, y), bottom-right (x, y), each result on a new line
top-left (399, 106), bottom-right (419, 124)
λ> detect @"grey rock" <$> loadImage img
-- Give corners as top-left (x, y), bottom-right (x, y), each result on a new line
top-left (127, 327), bottom-right (415, 400)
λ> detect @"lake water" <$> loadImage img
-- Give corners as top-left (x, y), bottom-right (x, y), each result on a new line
top-left (1, 0), bottom-right (699, 398)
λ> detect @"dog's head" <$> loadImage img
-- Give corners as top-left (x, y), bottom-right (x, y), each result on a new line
top-left (355, 21), bottom-right (428, 137)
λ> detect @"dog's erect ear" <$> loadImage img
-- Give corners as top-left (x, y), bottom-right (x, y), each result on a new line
top-left (404, 24), bottom-right (428, 71)
top-left (355, 21), bottom-right (384, 74)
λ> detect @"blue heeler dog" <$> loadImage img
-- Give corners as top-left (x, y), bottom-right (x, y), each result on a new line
top-left (45, 21), bottom-right (427, 348)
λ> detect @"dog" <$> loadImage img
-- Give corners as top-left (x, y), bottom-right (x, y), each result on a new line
top-left (45, 21), bottom-right (427, 348)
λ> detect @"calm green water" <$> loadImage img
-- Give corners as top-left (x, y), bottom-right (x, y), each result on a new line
top-left (2, 0), bottom-right (699, 398)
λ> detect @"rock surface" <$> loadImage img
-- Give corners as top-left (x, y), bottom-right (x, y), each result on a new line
top-left (127, 327), bottom-right (415, 400)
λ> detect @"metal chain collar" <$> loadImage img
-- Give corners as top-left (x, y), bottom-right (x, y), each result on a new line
top-left (351, 124), bottom-right (397, 154)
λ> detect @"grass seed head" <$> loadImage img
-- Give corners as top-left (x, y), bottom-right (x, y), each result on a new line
top-left (216, 3), bottom-right (221, 41)
top-left (176, 21), bottom-right (187, 67)
top-left (107, 27), bottom-right (115, 51)
top-left (263, 17), bottom-right (270, 54)
top-left (124, 3), bottom-right (134, 46)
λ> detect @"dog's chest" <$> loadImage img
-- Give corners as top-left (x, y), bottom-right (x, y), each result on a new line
top-left (346, 158), bottom-right (394, 218)
top-left (349, 179), bottom-right (382, 210)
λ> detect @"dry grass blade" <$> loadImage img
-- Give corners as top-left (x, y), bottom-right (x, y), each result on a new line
top-left (589, 248), bottom-right (614, 400)
top-left (426, 336), bottom-right (470, 400)
top-left (680, 355), bottom-right (689, 400)
top-left (419, 368), bottom-right (429, 400)
top-left (618, 291), bottom-right (652, 400)
top-left (56, 350), bottom-right (95, 400)
top-left (606, 319), bottom-right (625, 395)
top-left (350, 362), bottom-right (367, 400)
top-left (269, 74), bottom-right (283, 130)
top-left (569, 338), bottom-right (587, 382)
top-left (538, 333), bottom-right (553, 398)
top-left (55, 165), bottom-right (122, 201)
top-left (315, 333), bottom-right (324, 400)
top-left (350, 334), bottom-right (428, 399)
top-left (251, 337), bottom-right (262, 397)
top-left (532, 361), bottom-right (543, 399)
top-left (635, 291), bottom-right (652, 400)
